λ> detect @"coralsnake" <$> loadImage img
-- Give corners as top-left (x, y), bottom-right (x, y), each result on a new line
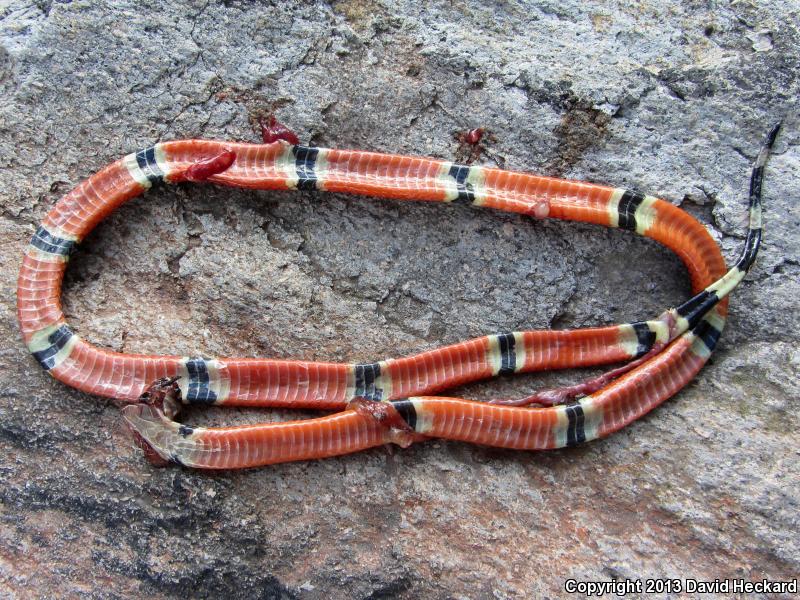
top-left (16, 122), bottom-right (780, 469)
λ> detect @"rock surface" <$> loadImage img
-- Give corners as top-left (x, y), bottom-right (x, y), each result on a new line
top-left (1, 1), bottom-right (798, 598)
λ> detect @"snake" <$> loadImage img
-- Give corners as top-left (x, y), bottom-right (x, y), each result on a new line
top-left (16, 121), bottom-right (780, 469)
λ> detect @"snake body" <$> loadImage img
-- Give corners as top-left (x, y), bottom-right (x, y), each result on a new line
top-left (17, 126), bottom-right (778, 469)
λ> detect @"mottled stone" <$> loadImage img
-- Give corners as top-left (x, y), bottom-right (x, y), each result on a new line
top-left (1, 1), bottom-right (798, 598)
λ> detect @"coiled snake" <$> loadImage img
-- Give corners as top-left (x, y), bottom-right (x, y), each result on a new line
top-left (17, 121), bottom-right (780, 469)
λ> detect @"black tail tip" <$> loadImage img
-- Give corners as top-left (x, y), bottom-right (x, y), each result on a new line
top-left (766, 121), bottom-right (782, 148)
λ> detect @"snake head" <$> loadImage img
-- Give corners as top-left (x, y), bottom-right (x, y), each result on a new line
top-left (123, 377), bottom-right (192, 467)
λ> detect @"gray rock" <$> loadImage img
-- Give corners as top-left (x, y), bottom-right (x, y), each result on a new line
top-left (1, 0), bottom-right (797, 597)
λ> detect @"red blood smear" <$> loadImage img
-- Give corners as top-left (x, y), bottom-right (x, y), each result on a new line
top-left (465, 128), bottom-right (484, 144)
top-left (261, 115), bottom-right (300, 145)
top-left (184, 150), bottom-right (237, 182)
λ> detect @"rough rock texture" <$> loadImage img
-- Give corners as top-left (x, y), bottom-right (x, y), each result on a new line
top-left (1, 1), bottom-right (798, 598)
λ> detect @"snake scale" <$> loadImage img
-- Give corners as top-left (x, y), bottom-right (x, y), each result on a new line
top-left (16, 121), bottom-right (780, 469)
